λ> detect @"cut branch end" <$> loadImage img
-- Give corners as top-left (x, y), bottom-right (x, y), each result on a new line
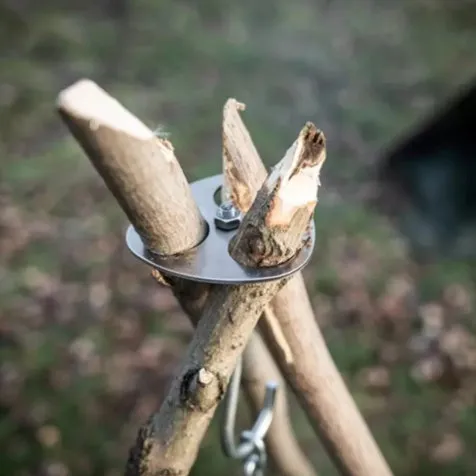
top-left (229, 123), bottom-right (326, 268)
top-left (56, 79), bottom-right (205, 255)
top-left (57, 79), bottom-right (155, 141)
top-left (268, 123), bottom-right (326, 228)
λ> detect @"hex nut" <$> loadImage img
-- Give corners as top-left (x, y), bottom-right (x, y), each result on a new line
top-left (214, 215), bottom-right (241, 231)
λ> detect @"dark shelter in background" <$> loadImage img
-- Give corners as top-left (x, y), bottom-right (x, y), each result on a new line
top-left (376, 79), bottom-right (476, 257)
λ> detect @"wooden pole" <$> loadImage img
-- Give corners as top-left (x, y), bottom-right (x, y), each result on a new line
top-left (57, 80), bottom-right (318, 476)
top-left (221, 148), bottom-right (316, 476)
top-left (57, 79), bottom-right (205, 255)
top-left (223, 98), bottom-right (394, 476)
top-left (123, 122), bottom-right (324, 475)
top-left (153, 273), bottom-right (317, 476)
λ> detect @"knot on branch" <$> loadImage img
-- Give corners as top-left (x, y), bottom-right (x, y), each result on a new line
top-left (243, 225), bottom-right (275, 267)
top-left (230, 223), bottom-right (296, 268)
top-left (124, 420), bottom-right (154, 476)
top-left (180, 367), bottom-right (225, 412)
top-left (229, 122), bottom-right (325, 269)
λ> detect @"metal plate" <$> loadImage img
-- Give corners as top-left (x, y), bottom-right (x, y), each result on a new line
top-left (126, 174), bottom-right (315, 284)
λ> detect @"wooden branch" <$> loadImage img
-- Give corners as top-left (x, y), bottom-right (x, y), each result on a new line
top-left (57, 79), bottom-right (206, 255)
top-left (242, 332), bottom-right (317, 476)
top-left (222, 100), bottom-right (305, 365)
top-left (223, 99), bottom-right (394, 476)
top-left (124, 123), bottom-right (323, 475)
top-left (169, 279), bottom-right (317, 476)
top-left (222, 99), bottom-right (267, 210)
top-left (57, 81), bottom-right (321, 476)
top-left (163, 278), bottom-right (316, 476)
top-left (221, 130), bottom-right (317, 476)
top-left (229, 122), bottom-right (324, 267)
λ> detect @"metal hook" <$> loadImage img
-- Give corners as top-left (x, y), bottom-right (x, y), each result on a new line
top-left (221, 355), bottom-right (278, 475)
top-left (221, 355), bottom-right (244, 459)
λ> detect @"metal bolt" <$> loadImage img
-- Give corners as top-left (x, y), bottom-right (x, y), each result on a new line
top-left (215, 201), bottom-right (241, 231)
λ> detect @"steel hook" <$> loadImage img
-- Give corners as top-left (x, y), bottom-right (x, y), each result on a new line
top-left (220, 355), bottom-right (278, 475)
top-left (221, 355), bottom-right (244, 459)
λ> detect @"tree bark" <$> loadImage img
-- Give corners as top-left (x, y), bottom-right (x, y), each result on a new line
top-left (57, 79), bottom-right (205, 255)
top-left (222, 99), bottom-right (394, 476)
top-left (221, 138), bottom-right (316, 476)
top-left (161, 276), bottom-right (317, 476)
top-left (127, 121), bottom-right (320, 475)
top-left (123, 121), bottom-right (324, 475)
top-left (57, 80), bottom-right (319, 476)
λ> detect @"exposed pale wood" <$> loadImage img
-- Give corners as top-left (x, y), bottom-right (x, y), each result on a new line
top-left (57, 79), bottom-right (205, 255)
top-left (221, 134), bottom-right (317, 476)
top-left (229, 123), bottom-right (325, 268)
top-left (222, 99), bottom-right (267, 210)
top-left (223, 98), bottom-right (394, 476)
top-left (223, 98), bottom-right (295, 365)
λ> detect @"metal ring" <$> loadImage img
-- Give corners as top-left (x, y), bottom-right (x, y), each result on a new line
top-left (126, 174), bottom-right (316, 285)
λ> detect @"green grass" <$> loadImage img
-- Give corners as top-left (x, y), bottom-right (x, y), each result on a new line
top-left (2, 1), bottom-right (476, 475)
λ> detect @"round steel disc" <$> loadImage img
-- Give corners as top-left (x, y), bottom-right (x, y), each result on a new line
top-left (126, 174), bottom-right (315, 284)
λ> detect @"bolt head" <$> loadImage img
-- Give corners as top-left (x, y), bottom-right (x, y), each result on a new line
top-left (215, 201), bottom-right (241, 231)
top-left (217, 201), bottom-right (240, 219)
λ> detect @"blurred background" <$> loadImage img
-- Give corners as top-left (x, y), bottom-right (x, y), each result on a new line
top-left (1, 0), bottom-right (476, 474)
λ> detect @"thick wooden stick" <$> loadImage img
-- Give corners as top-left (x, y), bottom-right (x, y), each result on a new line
top-left (57, 79), bottom-right (206, 255)
top-left (222, 160), bottom-right (316, 475)
top-left (162, 279), bottom-right (317, 476)
top-left (123, 122), bottom-right (324, 475)
top-left (221, 155), bottom-right (316, 476)
top-left (223, 99), bottom-right (394, 476)
top-left (57, 81), bottom-right (321, 476)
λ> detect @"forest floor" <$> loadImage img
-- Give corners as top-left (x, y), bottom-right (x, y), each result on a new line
top-left (2, 1), bottom-right (476, 475)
